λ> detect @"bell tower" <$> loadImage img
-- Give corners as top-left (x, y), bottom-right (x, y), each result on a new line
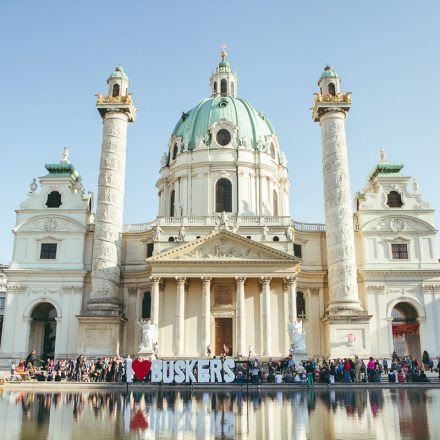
top-left (77, 66), bottom-right (136, 356)
top-left (313, 66), bottom-right (370, 357)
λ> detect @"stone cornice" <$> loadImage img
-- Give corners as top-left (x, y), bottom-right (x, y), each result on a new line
top-left (4, 269), bottom-right (88, 277)
top-left (360, 269), bottom-right (440, 276)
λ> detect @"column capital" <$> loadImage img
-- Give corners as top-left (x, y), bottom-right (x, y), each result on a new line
top-left (260, 276), bottom-right (272, 286)
top-left (149, 276), bottom-right (161, 284)
top-left (201, 277), bottom-right (212, 285)
top-left (176, 276), bottom-right (187, 284)
top-left (285, 274), bottom-right (298, 285)
top-left (235, 276), bottom-right (246, 285)
top-left (128, 286), bottom-right (137, 295)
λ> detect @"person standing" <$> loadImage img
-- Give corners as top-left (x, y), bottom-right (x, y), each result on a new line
top-left (124, 355), bottom-right (133, 383)
top-left (354, 356), bottom-right (363, 383)
top-left (367, 357), bottom-right (376, 382)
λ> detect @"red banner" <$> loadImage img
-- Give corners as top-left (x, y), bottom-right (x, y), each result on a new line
top-left (392, 323), bottom-right (419, 336)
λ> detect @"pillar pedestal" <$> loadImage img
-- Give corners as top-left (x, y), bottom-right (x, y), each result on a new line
top-left (77, 316), bottom-right (126, 357)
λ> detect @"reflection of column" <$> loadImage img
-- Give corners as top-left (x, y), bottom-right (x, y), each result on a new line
top-left (176, 277), bottom-right (186, 355)
top-left (264, 397), bottom-right (274, 440)
top-left (150, 277), bottom-right (161, 327)
top-left (236, 277), bottom-right (246, 356)
top-left (286, 275), bottom-right (298, 323)
top-left (201, 277), bottom-right (211, 355)
top-left (261, 277), bottom-right (272, 356)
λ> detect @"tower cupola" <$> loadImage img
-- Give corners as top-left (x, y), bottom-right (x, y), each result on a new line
top-left (318, 65), bottom-right (341, 96)
top-left (107, 65), bottom-right (129, 97)
top-left (210, 45), bottom-right (238, 97)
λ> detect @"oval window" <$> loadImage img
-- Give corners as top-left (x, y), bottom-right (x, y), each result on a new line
top-left (216, 129), bottom-right (231, 146)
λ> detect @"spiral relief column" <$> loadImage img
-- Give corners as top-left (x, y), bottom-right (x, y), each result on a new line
top-left (77, 66), bottom-right (136, 356)
top-left (313, 66), bottom-right (370, 357)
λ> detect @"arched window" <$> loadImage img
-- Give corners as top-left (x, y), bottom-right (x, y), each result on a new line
top-left (273, 190), bottom-right (278, 216)
top-left (112, 84), bottom-right (120, 97)
top-left (214, 81), bottom-right (217, 95)
top-left (216, 178), bottom-right (232, 212)
top-left (328, 83), bottom-right (336, 96)
top-left (46, 191), bottom-right (62, 208)
top-left (142, 292), bottom-right (151, 319)
top-left (170, 190), bottom-right (175, 217)
top-left (231, 82), bottom-right (235, 96)
top-left (221, 79), bottom-right (227, 95)
top-left (387, 191), bottom-right (403, 207)
top-left (172, 144), bottom-right (178, 160)
top-left (296, 292), bottom-right (306, 319)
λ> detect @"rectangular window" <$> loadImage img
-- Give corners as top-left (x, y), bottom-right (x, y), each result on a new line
top-left (294, 244), bottom-right (302, 258)
top-left (0, 298), bottom-right (5, 309)
top-left (146, 243), bottom-right (154, 258)
top-left (391, 243), bottom-right (408, 259)
top-left (40, 243), bottom-right (57, 259)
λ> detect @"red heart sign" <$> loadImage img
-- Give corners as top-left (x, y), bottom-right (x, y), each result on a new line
top-left (132, 359), bottom-right (151, 381)
top-left (130, 410), bottom-right (148, 431)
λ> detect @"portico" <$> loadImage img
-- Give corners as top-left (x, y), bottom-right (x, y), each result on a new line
top-left (145, 229), bottom-right (300, 358)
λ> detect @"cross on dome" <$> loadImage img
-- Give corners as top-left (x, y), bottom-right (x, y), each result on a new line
top-left (220, 43), bottom-right (227, 61)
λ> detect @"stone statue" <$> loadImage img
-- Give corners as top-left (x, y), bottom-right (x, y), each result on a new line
top-left (261, 225), bottom-right (269, 241)
top-left (288, 320), bottom-right (307, 354)
top-left (160, 153), bottom-right (168, 168)
top-left (177, 225), bottom-right (186, 242)
top-left (29, 178), bottom-right (38, 193)
top-left (138, 320), bottom-right (157, 354)
top-left (154, 224), bottom-right (162, 241)
top-left (285, 224), bottom-right (293, 241)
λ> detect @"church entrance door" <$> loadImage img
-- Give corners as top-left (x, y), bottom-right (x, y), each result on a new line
top-left (391, 302), bottom-right (421, 359)
top-left (215, 318), bottom-right (233, 356)
top-left (28, 302), bottom-right (57, 363)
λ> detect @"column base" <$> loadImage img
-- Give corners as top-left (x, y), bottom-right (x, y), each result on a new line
top-left (326, 300), bottom-right (365, 316)
top-left (322, 312), bottom-right (372, 358)
top-left (77, 316), bottom-right (126, 357)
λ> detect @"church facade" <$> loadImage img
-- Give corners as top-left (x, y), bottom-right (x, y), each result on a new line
top-left (1, 50), bottom-right (440, 366)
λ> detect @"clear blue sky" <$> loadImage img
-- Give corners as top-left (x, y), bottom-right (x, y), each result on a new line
top-left (1, 1), bottom-right (439, 263)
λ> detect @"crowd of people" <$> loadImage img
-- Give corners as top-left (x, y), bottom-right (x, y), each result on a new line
top-left (8, 350), bottom-right (440, 385)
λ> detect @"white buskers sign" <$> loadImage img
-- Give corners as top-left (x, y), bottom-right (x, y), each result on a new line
top-left (151, 359), bottom-right (236, 383)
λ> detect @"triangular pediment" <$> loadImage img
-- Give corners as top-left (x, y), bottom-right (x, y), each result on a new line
top-left (148, 229), bottom-right (298, 263)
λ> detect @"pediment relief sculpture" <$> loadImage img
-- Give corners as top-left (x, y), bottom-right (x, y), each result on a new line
top-left (16, 216), bottom-right (85, 233)
top-left (176, 238), bottom-right (262, 260)
top-left (362, 216), bottom-right (434, 233)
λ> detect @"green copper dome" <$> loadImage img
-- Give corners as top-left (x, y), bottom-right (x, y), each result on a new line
top-left (320, 65), bottom-right (338, 79)
top-left (171, 96), bottom-right (276, 151)
top-left (107, 66), bottom-right (128, 82)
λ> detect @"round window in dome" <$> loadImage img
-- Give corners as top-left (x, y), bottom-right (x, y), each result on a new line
top-left (216, 129), bottom-right (231, 146)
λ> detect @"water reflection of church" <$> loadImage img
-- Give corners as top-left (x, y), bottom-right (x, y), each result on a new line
top-left (0, 390), bottom-right (439, 439)
top-left (1, 49), bottom-right (440, 365)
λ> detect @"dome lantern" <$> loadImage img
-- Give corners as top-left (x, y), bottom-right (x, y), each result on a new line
top-left (107, 65), bottom-right (129, 98)
top-left (210, 44), bottom-right (238, 97)
top-left (318, 65), bottom-right (341, 96)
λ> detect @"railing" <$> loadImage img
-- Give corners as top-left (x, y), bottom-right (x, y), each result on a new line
top-left (292, 221), bottom-right (326, 232)
top-left (123, 217), bottom-right (326, 233)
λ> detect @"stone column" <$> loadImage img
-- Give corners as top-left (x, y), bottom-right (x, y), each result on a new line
top-left (150, 277), bottom-right (160, 327)
top-left (286, 275), bottom-right (298, 323)
top-left (261, 277), bottom-right (272, 356)
top-left (88, 111), bottom-right (130, 315)
top-left (175, 277), bottom-right (186, 355)
top-left (236, 277), bottom-right (246, 356)
top-left (314, 106), bottom-right (362, 314)
top-left (201, 277), bottom-right (211, 355)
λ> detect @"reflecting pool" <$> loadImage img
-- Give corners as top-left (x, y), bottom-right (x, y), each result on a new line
top-left (0, 388), bottom-right (439, 439)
